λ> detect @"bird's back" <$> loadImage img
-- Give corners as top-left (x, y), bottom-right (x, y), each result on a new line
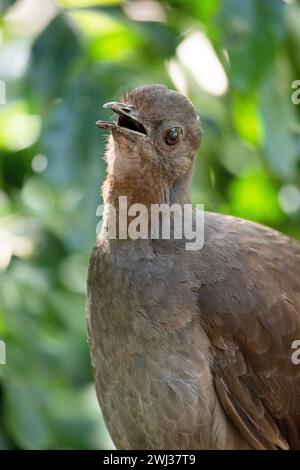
top-left (195, 212), bottom-right (300, 449)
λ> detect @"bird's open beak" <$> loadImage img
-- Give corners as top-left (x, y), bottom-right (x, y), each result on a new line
top-left (96, 102), bottom-right (148, 137)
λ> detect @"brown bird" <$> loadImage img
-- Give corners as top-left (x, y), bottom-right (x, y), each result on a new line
top-left (87, 84), bottom-right (300, 450)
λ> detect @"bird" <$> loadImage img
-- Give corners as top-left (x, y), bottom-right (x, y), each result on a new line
top-left (86, 84), bottom-right (300, 450)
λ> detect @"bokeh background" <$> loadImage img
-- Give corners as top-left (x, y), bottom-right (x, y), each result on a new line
top-left (0, 0), bottom-right (300, 449)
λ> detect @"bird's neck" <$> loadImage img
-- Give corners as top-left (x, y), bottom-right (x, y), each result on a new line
top-left (169, 165), bottom-right (194, 205)
top-left (99, 166), bottom-right (193, 245)
top-left (102, 162), bottom-right (193, 206)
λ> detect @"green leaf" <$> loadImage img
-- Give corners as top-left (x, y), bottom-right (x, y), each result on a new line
top-left (218, 0), bottom-right (285, 90)
top-left (67, 9), bottom-right (139, 60)
top-left (228, 173), bottom-right (284, 225)
top-left (3, 377), bottom-right (50, 449)
top-left (27, 14), bottom-right (81, 103)
top-left (232, 92), bottom-right (263, 146)
top-left (260, 62), bottom-right (299, 179)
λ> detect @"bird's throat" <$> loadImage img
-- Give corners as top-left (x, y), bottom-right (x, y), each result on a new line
top-left (101, 171), bottom-right (166, 240)
top-left (100, 142), bottom-right (194, 243)
top-left (103, 171), bottom-right (168, 207)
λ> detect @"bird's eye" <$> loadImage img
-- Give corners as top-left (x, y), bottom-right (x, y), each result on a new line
top-left (164, 127), bottom-right (183, 146)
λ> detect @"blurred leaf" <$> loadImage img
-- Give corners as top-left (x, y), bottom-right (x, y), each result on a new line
top-left (287, 4), bottom-right (300, 70)
top-left (68, 9), bottom-right (138, 60)
top-left (68, 9), bottom-right (126, 38)
top-left (232, 92), bottom-right (263, 146)
top-left (136, 21), bottom-right (178, 59)
top-left (0, 107), bottom-right (41, 152)
top-left (27, 14), bottom-right (81, 103)
top-left (260, 63), bottom-right (299, 179)
top-left (0, 0), bottom-right (17, 15)
top-left (219, 0), bottom-right (285, 90)
top-left (228, 173), bottom-right (284, 224)
top-left (3, 377), bottom-right (50, 449)
top-left (59, 0), bottom-right (122, 6)
top-left (167, 0), bottom-right (219, 22)
top-left (221, 136), bottom-right (261, 177)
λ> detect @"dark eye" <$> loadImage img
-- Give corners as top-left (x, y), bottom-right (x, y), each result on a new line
top-left (164, 127), bottom-right (183, 146)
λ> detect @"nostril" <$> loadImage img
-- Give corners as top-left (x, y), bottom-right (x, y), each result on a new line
top-left (122, 105), bottom-right (133, 113)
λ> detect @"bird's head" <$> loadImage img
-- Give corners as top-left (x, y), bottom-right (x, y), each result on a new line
top-left (97, 85), bottom-right (202, 183)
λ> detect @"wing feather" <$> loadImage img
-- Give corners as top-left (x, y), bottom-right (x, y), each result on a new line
top-left (199, 214), bottom-right (300, 449)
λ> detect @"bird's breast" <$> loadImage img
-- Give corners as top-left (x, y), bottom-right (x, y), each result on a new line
top-left (87, 242), bottom-right (219, 448)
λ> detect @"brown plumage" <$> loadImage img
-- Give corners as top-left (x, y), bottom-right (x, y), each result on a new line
top-left (87, 84), bottom-right (300, 450)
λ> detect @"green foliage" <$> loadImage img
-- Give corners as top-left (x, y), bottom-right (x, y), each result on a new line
top-left (0, 0), bottom-right (17, 15)
top-left (0, 0), bottom-right (299, 449)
